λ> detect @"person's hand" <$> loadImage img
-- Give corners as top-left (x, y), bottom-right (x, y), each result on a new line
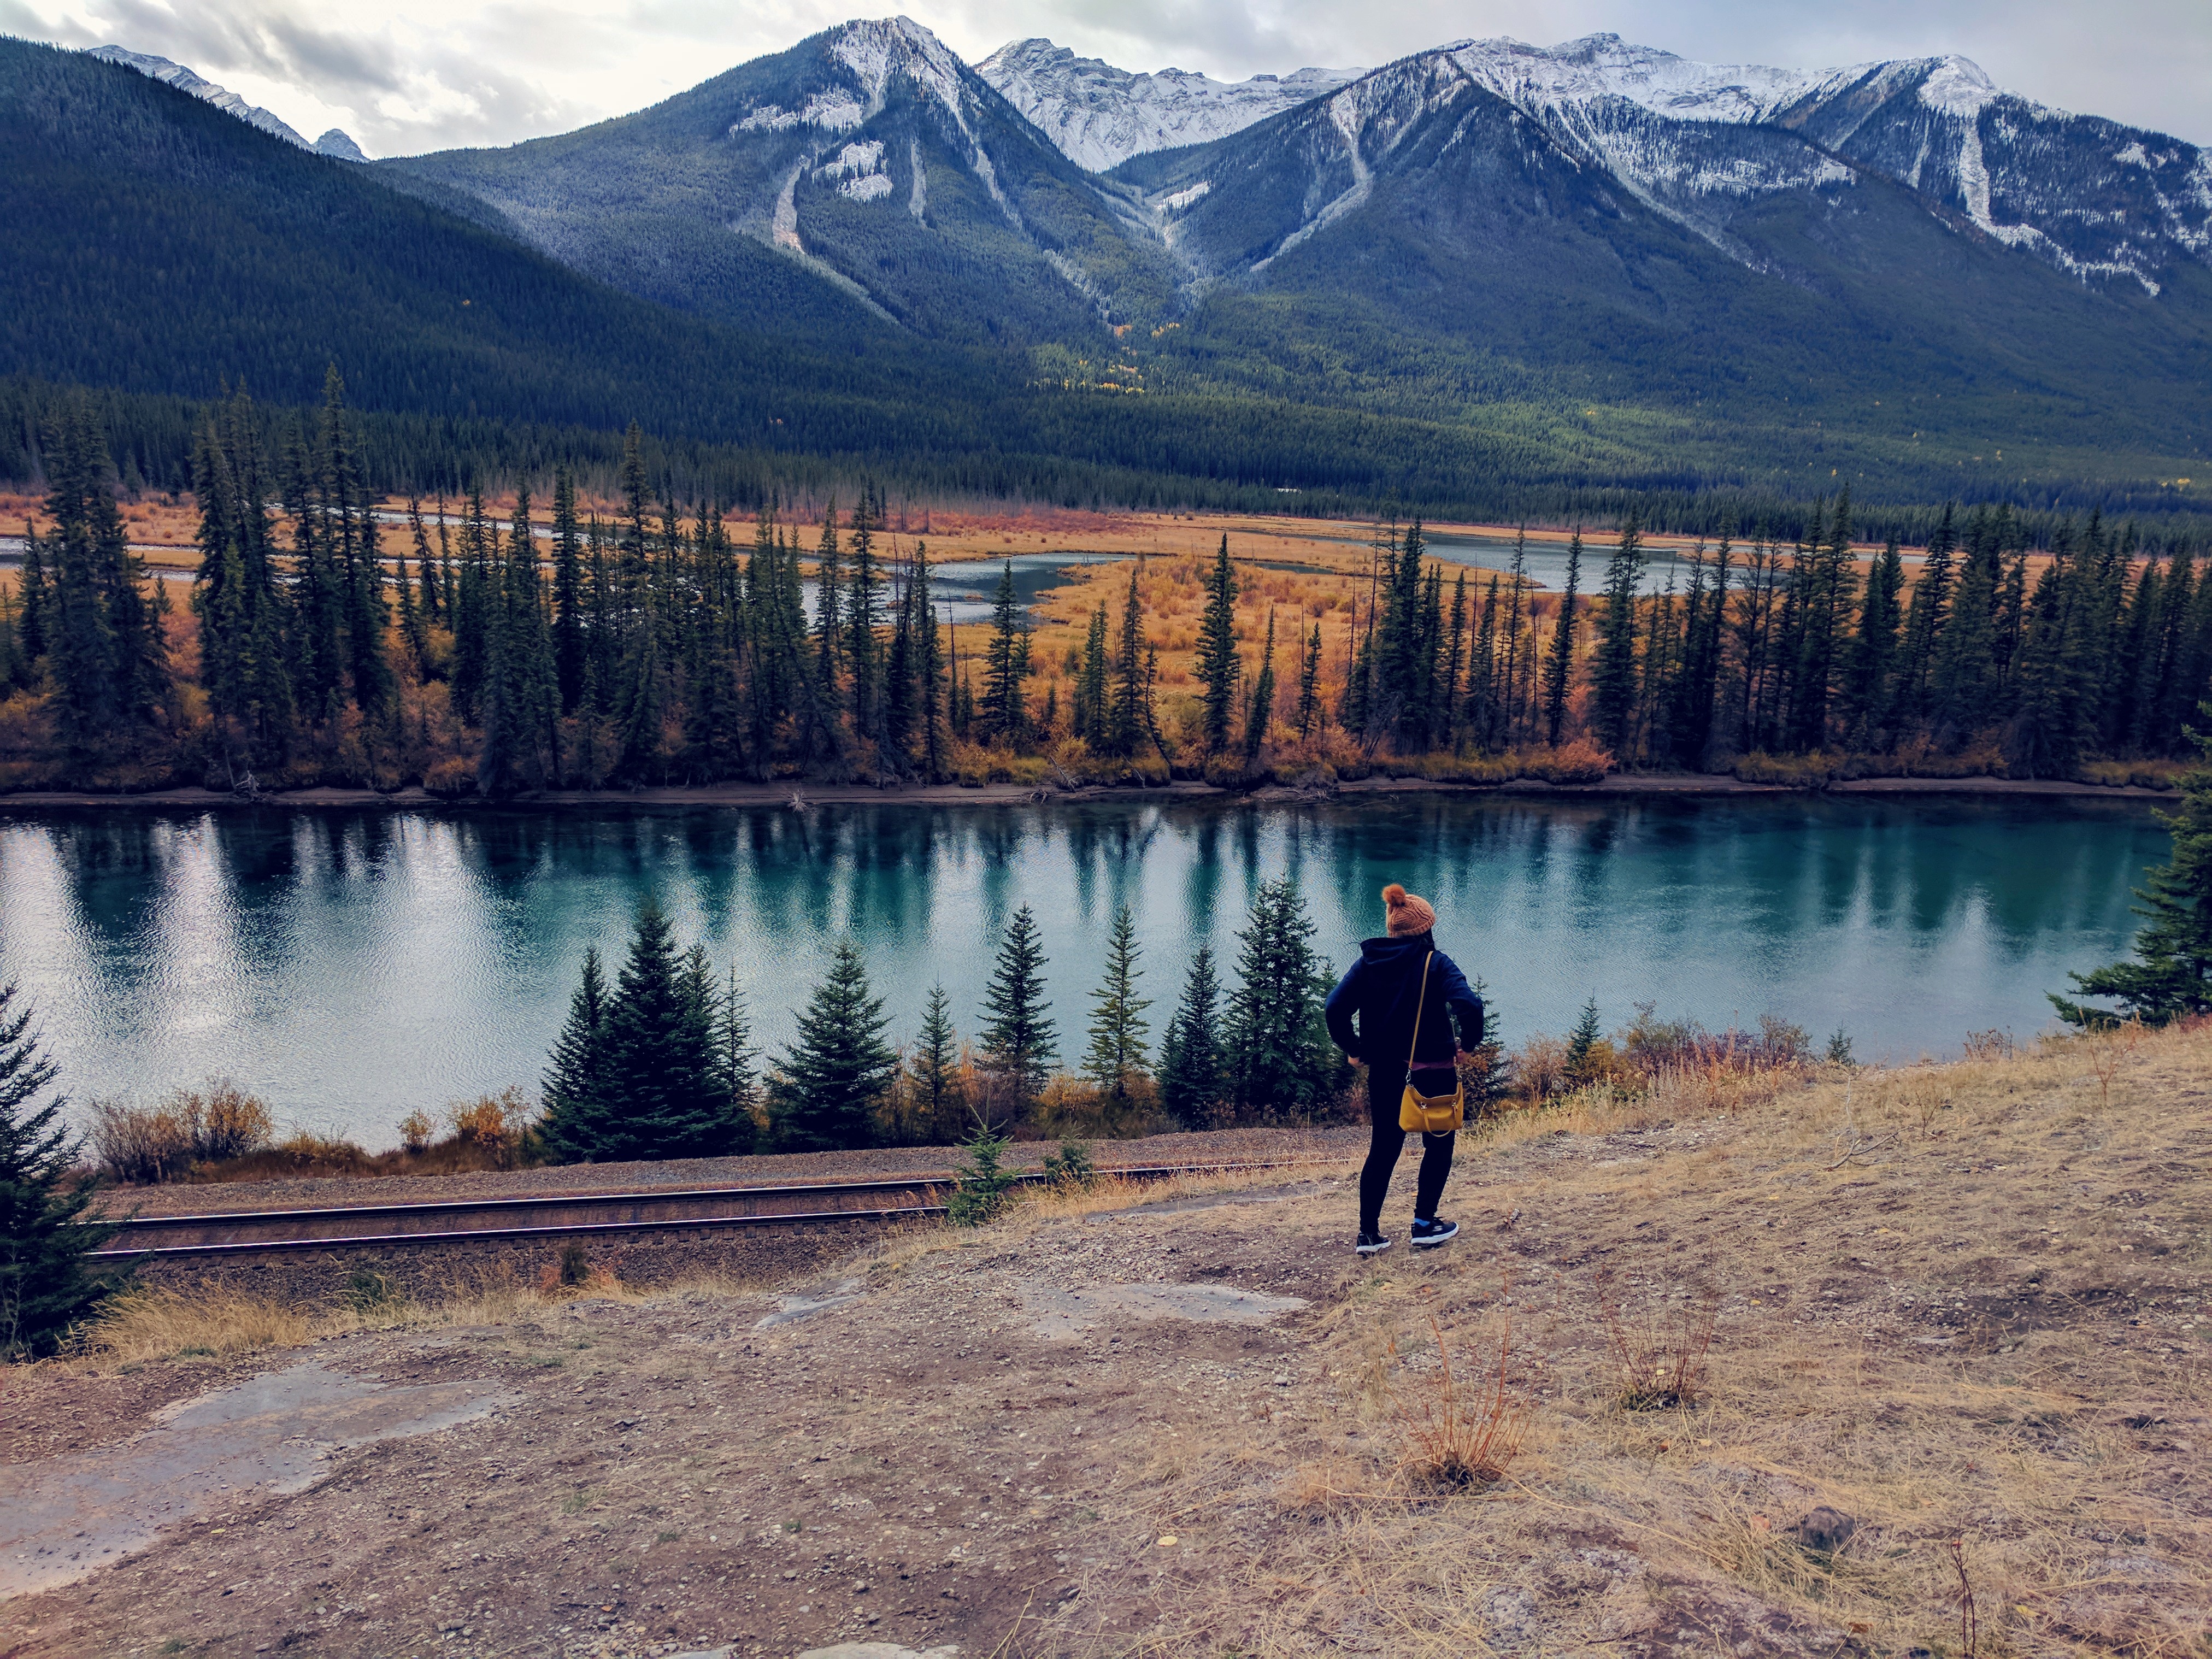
top-left (1344, 1052), bottom-right (1362, 1066)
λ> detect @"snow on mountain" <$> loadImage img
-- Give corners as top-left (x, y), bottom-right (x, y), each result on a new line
top-left (86, 45), bottom-right (313, 150)
top-left (976, 38), bottom-right (1357, 171)
top-left (1131, 32), bottom-right (2210, 297)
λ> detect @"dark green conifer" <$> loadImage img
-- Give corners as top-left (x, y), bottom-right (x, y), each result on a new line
top-left (979, 561), bottom-right (1030, 748)
top-left (1223, 879), bottom-right (1339, 1120)
top-left (1194, 535), bottom-right (1241, 752)
top-left (1590, 516), bottom-right (1646, 758)
top-left (1541, 530), bottom-right (1582, 745)
top-left (590, 902), bottom-right (743, 1160)
top-left (978, 905), bottom-right (1057, 1118)
top-left (768, 941), bottom-right (897, 1151)
top-left (905, 983), bottom-right (967, 1144)
top-left (1081, 904), bottom-right (1151, 1104)
top-left (1243, 610), bottom-right (1277, 759)
top-left (1157, 945), bottom-right (1225, 1127)
top-left (0, 981), bottom-right (120, 1358)
top-left (2052, 725), bottom-right (2212, 1026)
top-left (539, 945), bottom-right (610, 1161)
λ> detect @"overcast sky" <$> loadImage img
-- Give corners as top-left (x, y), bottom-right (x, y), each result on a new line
top-left (5, 0), bottom-right (2206, 155)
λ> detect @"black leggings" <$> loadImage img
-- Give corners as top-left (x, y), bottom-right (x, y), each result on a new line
top-left (1358, 1073), bottom-right (1455, 1234)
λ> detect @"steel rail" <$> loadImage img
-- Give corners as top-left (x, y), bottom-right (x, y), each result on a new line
top-left (87, 1158), bottom-right (1340, 1259)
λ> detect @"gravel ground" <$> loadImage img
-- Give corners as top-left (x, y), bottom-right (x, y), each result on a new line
top-left (106, 1126), bottom-right (1369, 1217)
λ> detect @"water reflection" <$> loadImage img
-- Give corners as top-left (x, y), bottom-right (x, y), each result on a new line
top-left (0, 796), bottom-right (2167, 1144)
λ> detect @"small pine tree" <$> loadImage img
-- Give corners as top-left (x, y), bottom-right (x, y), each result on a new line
top-left (1243, 611), bottom-right (1278, 760)
top-left (1542, 531), bottom-right (1584, 745)
top-left (591, 903), bottom-right (744, 1160)
top-left (978, 905), bottom-right (1058, 1120)
top-left (948, 1113), bottom-right (1018, 1226)
top-left (1194, 536), bottom-right (1240, 752)
top-left (905, 983), bottom-right (967, 1143)
top-left (2, 983), bottom-right (120, 1359)
top-left (2052, 723), bottom-right (2212, 1026)
top-left (1158, 945), bottom-right (1226, 1127)
top-left (1082, 904), bottom-right (1152, 1104)
top-left (1224, 879), bottom-right (1342, 1120)
top-left (768, 941), bottom-right (899, 1150)
top-left (539, 945), bottom-right (609, 1161)
top-left (1564, 995), bottom-right (1603, 1085)
top-left (721, 964), bottom-right (759, 1137)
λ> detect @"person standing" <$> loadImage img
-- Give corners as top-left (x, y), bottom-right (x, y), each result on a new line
top-left (1325, 883), bottom-right (1485, 1254)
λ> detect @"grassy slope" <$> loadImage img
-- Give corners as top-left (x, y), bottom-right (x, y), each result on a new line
top-left (3, 1024), bottom-right (2202, 1655)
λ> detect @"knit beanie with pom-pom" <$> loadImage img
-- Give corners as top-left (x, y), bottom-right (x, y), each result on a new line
top-left (1382, 883), bottom-right (1437, 938)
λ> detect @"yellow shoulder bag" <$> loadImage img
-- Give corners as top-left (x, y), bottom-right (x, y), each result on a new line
top-left (1397, 951), bottom-right (1466, 1133)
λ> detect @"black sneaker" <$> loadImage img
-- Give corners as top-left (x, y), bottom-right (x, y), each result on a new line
top-left (1355, 1231), bottom-right (1393, 1256)
top-left (1410, 1216), bottom-right (1460, 1249)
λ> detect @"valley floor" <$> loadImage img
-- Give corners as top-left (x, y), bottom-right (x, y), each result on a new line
top-left (2, 1028), bottom-right (2207, 1658)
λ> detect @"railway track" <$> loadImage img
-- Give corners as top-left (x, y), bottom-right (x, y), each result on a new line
top-left (89, 1160), bottom-right (1338, 1260)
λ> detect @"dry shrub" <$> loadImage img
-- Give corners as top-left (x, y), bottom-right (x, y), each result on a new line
top-left (1392, 1314), bottom-right (1526, 1491)
top-left (88, 1081), bottom-right (275, 1183)
top-left (1960, 1028), bottom-right (2016, 1062)
top-left (398, 1108), bottom-right (436, 1152)
top-left (445, 1087), bottom-right (538, 1167)
top-left (1596, 1272), bottom-right (1717, 1410)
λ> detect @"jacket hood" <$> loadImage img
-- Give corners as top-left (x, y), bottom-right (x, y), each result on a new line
top-left (1358, 933), bottom-right (1434, 966)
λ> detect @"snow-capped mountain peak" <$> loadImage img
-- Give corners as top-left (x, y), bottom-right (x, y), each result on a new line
top-left (977, 38), bottom-right (1359, 172)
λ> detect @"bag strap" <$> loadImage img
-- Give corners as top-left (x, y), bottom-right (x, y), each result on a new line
top-left (1404, 952), bottom-right (1433, 1083)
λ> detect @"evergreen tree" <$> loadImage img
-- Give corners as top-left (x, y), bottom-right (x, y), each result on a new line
top-left (720, 964), bottom-right (758, 1128)
top-left (905, 983), bottom-right (967, 1144)
top-left (1193, 535), bottom-right (1241, 752)
top-left (768, 941), bottom-right (897, 1150)
top-left (912, 542), bottom-right (946, 779)
top-left (1895, 502), bottom-right (1957, 727)
top-left (2052, 722), bottom-right (2212, 1026)
top-left (539, 945), bottom-right (610, 1161)
top-left (1243, 610), bottom-right (1277, 759)
top-left (1074, 600), bottom-right (1110, 746)
top-left (1157, 945), bottom-right (1226, 1127)
top-left (551, 466), bottom-right (586, 714)
top-left (1108, 563), bottom-right (1148, 758)
top-left (977, 904), bottom-right (1058, 1119)
top-left (1081, 904), bottom-right (1152, 1104)
top-left (846, 487), bottom-right (883, 742)
top-left (1, 981), bottom-right (120, 1359)
top-left (1564, 995), bottom-right (1603, 1086)
top-left (979, 561), bottom-right (1030, 748)
top-left (1542, 529), bottom-right (1582, 745)
top-left (587, 902), bottom-right (744, 1160)
top-left (1296, 615), bottom-right (1324, 740)
top-left (1929, 507), bottom-right (2002, 747)
top-left (1837, 535), bottom-right (1904, 748)
top-left (1223, 878), bottom-right (1339, 1120)
top-left (1589, 516), bottom-right (1645, 758)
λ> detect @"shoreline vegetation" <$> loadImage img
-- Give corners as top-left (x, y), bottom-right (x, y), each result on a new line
top-left (1, 380), bottom-right (2206, 803)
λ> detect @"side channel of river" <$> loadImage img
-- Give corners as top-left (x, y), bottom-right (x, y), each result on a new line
top-left (0, 795), bottom-right (2168, 1145)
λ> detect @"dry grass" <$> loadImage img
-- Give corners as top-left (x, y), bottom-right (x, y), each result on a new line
top-left (1038, 1020), bottom-right (2212, 1658)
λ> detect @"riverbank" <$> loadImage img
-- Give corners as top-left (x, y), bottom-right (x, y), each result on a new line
top-left (5, 1022), bottom-right (2204, 1656)
top-left (0, 770), bottom-right (2174, 811)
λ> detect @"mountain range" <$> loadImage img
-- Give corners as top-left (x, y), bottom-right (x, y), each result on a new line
top-left (5, 19), bottom-right (2210, 515)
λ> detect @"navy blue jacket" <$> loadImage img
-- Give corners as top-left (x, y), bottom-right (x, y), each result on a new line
top-left (1325, 934), bottom-right (1485, 1078)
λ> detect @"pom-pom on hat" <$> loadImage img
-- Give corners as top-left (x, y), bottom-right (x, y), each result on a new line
top-left (1382, 883), bottom-right (1437, 938)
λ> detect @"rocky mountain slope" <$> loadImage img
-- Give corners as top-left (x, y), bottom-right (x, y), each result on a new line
top-left (975, 37), bottom-right (1355, 170)
top-left (1113, 33), bottom-right (2211, 299)
top-left (384, 17), bottom-right (1181, 345)
top-left (86, 44), bottom-right (363, 160)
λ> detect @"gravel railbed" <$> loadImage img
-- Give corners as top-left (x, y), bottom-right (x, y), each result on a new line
top-left (101, 1124), bottom-right (1369, 1217)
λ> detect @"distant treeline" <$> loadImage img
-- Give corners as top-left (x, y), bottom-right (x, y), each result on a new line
top-left (3, 379), bottom-right (2205, 797)
top-left (3, 375), bottom-right (2205, 549)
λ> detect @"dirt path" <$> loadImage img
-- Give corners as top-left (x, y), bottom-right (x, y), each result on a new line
top-left (3, 1032), bottom-right (2206, 1658)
